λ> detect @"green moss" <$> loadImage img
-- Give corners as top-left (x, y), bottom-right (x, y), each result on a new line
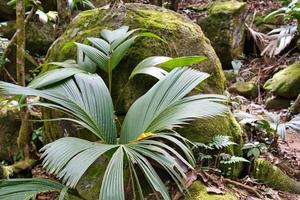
top-left (197, 1), bottom-right (247, 68)
top-left (186, 181), bottom-right (238, 200)
top-left (209, 1), bottom-right (246, 14)
top-left (178, 112), bottom-right (244, 177)
top-left (46, 3), bottom-right (225, 115)
top-left (253, 158), bottom-right (300, 194)
top-left (229, 81), bottom-right (258, 98)
top-left (264, 62), bottom-right (300, 99)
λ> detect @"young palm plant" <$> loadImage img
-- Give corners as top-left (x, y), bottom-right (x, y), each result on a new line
top-left (0, 67), bottom-right (228, 199)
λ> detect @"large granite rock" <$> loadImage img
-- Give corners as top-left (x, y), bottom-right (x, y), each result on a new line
top-left (264, 62), bottom-right (300, 99)
top-left (196, 0), bottom-right (248, 69)
top-left (46, 3), bottom-right (226, 114)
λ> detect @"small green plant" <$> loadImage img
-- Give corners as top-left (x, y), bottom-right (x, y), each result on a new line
top-left (235, 111), bottom-right (300, 141)
top-left (265, 0), bottom-right (300, 22)
top-left (194, 135), bottom-right (248, 175)
top-left (242, 142), bottom-right (267, 159)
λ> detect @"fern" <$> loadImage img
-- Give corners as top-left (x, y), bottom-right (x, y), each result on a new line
top-left (220, 156), bottom-right (249, 164)
top-left (209, 135), bottom-right (236, 149)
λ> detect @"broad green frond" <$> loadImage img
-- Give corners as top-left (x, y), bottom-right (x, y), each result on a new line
top-left (87, 37), bottom-right (110, 54)
top-left (99, 147), bottom-right (125, 200)
top-left (0, 73), bottom-right (117, 142)
top-left (41, 137), bottom-right (117, 188)
top-left (101, 26), bottom-right (129, 44)
top-left (120, 67), bottom-right (226, 143)
top-left (129, 56), bottom-right (171, 80)
top-left (130, 56), bottom-right (207, 80)
top-left (75, 43), bottom-right (109, 71)
top-left (124, 147), bottom-right (171, 200)
top-left (28, 67), bottom-right (86, 89)
top-left (0, 178), bottom-right (69, 200)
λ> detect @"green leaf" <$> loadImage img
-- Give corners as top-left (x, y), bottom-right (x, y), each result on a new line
top-left (159, 56), bottom-right (207, 70)
top-left (87, 37), bottom-right (110, 55)
top-left (99, 146), bottom-right (124, 200)
top-left (209, 135), bottom-right (236, 149)
top-left (0, 73), bottom-right (117, 142)
top-left (120, 68), bottom-right (227, 143)
top-left (220, 156), bottom-right (249, 164)
top-left (41, 137), bottom-right (117, 188)
top-left (0, 178), bottom-right (68, 200)
top-left (101, 26), bottom-right (129, 43)
top-left (129, 56), bottom-right (171, 80)
top-left (130, 56), bottom-right (207, 80)
top-left (28, 67), bottom-right (86, 89)
top-left (75, 43), bottom-right (109, 72)
top-left (124, 147), bottom-right (171, 200)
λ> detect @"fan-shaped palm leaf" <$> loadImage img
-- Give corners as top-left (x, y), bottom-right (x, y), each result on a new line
top-left (120, 68), bottom-right (228, 143)
top-left (130, 56), bottom-right (207, 80)
top-left (0, 178), bottom-right (71, 200)
top-left (0, 73), bottom-right (117, 143)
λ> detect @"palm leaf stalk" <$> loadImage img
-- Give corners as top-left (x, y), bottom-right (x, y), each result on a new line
top-left (0, 66), bottom-right (228, 199)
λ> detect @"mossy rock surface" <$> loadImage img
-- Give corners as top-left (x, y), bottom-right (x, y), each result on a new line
top-left (253, 158), bottom-right (300, 194)
top-left (186, 180), bottom-right (238, 200)
top-left (178, 112), bottom-right (244, 177)
top-left (197, 0), bottom-right (247, 69)
top-left (265, 96), bottom-right (291, 110)
top-left (264, 62), bottom-right (300, 99)
top-left (46, 3), bottom-right (225, 114)
top-left (0, 103), bottom-right (20, 161)
top-left (229, 81), bottom-right (258, 98)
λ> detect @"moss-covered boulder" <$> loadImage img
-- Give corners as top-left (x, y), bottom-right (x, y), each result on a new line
top-left (46, 3), bottom-right (225, 114)
top-left (186, 180), bottom-right (238, 200)
top-left (265, 96), bottom-right (291, 110)
top-left (197, 0), bottom-right (247, 69)
top-left (264, 62), bottom-right (300, 99)
top-left (178, 112), bottom-right (244, 177)
top-left (229, 81), bottom-right (258, 98)
top-left (253, 158), bottom-right (300, 194)
top-left (0, 101), bottom-right (21, 162)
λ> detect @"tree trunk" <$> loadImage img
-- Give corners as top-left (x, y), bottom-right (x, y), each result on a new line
top-left (16, 0), bottom-right (32, 159)
top-left (57, 0), bottom-right (71, 32)
top-left (16, 0), bottom-right (25, 86)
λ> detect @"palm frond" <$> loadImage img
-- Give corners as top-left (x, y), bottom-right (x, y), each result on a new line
top-left (41, 137), bottom-right (117, 188)
top-left (130, 56), bottom-right (207, 80)
top-left (99, 146), bottom-right (124, 200)
top-left (0, 178), bottom-right (69, 200)
top-left (0, 73), bottom-right (117, 142)
top-left (120, 67), bottom-right (228, 143)
top-left (28, 67), bottom-right (86, 89)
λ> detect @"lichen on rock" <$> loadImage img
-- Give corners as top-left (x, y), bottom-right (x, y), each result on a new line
top-left (186, 180), bottom-right (238, 200)
top-left (229, 81), bottom-right (258, 98)
top-left (253, 158), bottom-right (300, 194)
top-left (197, 0), bottom-right (248, 69)
top-left (264, 62), bottom-right (300, 99)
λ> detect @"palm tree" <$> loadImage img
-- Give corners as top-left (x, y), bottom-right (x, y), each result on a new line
top-left (0, 66), bottom-right (228, 199)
